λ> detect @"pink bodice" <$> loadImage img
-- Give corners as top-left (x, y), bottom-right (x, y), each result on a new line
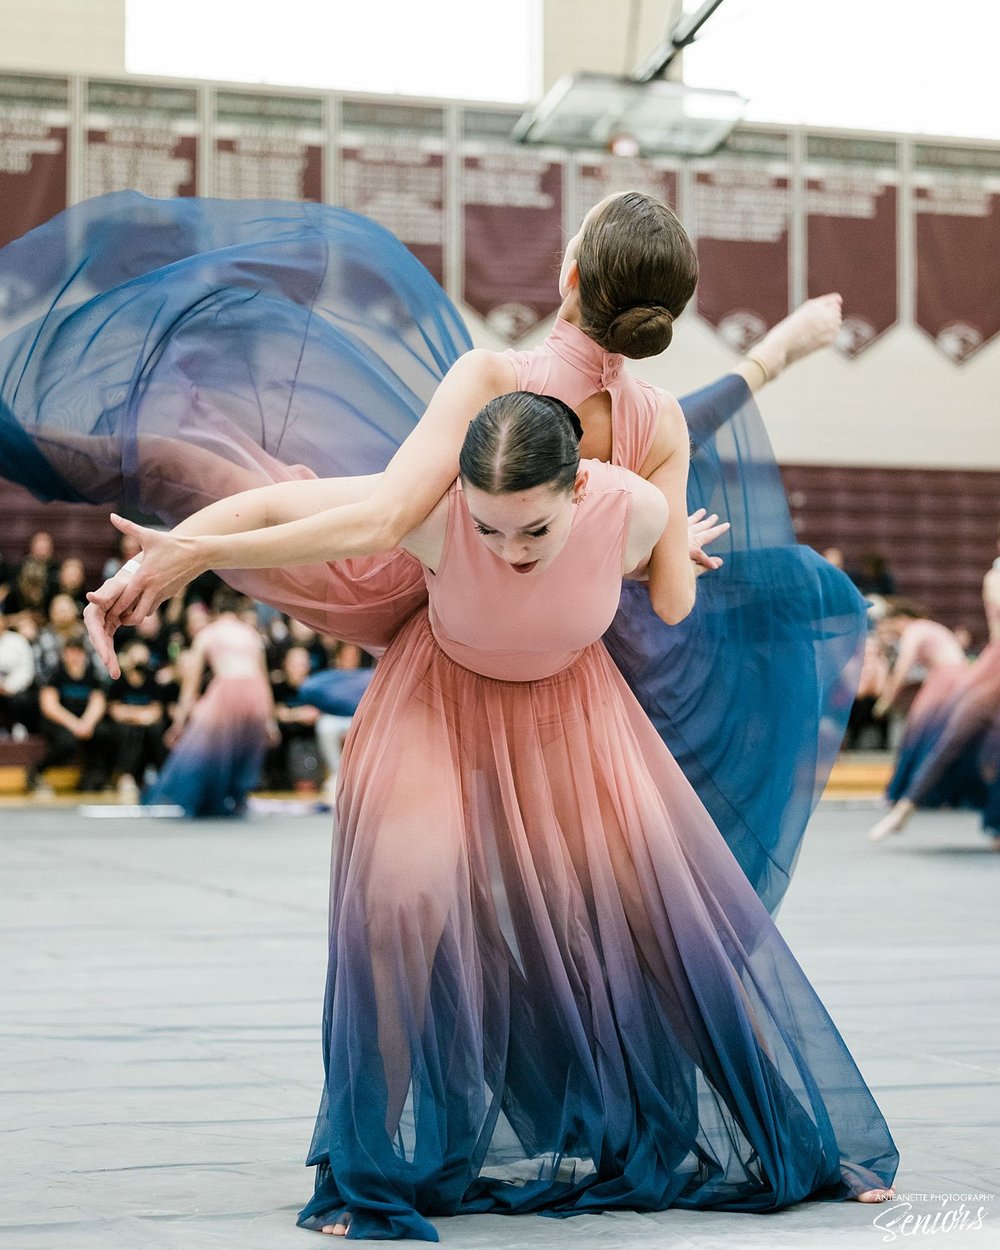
top-left (504, 318), bottom-right (660, 474)
top-left (425, 460), bottom-right (633, 681)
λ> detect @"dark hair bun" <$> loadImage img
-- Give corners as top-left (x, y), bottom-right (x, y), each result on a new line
top-left (603, 305), bottom-right (674, 358)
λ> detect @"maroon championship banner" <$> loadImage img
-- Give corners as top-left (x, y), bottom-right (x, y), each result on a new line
top-left (805, 134), bottom-right (899, 357)
top-left (692, 131), bottom-right (792, 352)
top-left (572, 155), bottom-right (679, 221)
top-left (84, 80), bottom-right (198, 199)
top-left (0, 74), bottom-right (68, 248)
top-left (461, 139), bottom-right (564, 342)
top-left (913, 144), bottom-right (1000, 364)
top-left (213, 90), bottom-right (323, 202)
top-left (339, 99), bottom-right (446, 286)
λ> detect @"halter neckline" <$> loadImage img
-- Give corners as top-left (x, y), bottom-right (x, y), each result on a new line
top-left (547, 317), bottom-right (626, 391)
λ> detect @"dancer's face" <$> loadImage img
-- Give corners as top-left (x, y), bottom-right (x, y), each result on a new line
top-left (464, 470), bottom-right (588, 576)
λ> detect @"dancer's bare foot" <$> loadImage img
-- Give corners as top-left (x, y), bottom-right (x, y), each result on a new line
top-left (869, 799), bottom-right (916, 842)
top-left (857, 1186), bottom-right (897, 1202)
top-left (737, 293), bottom-right (843, 391)
top-left (319, 1212), bottom-right (351, 1235)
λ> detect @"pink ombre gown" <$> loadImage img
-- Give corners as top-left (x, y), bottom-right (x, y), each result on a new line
top-left (297, 460), bottom-right (897, 1241)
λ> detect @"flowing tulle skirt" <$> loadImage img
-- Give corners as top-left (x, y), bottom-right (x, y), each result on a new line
top-left (0, 192), bottom-right (867, 909)
top-left (296, 610), bottom-right (897, 1240)
top-left (144, 672), bottom-right (273, 816)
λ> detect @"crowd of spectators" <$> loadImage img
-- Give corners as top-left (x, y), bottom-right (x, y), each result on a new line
top-left (0, 531), bottom-right (370, 798)
top-left (1, 530), bottom-right (981, 797)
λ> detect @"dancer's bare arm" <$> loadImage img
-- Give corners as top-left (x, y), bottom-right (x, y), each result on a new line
top-left (86, 350), bottom-right (515, 644)
top-left (732, 294), bottom-right (842, 393)
top-left (641, 395), bottom-right (697, 625)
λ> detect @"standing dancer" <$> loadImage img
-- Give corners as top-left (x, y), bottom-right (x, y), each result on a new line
top-left (144, 587), bottom-right (277, 817)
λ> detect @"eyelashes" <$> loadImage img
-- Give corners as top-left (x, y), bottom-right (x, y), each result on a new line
top-left (474, 525), bottom-right (551, 539)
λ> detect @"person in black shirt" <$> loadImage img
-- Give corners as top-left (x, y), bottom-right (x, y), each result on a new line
top-left (107, 640), bottom-right (171, 800)
top-left (267, 645), bottom-right (322, 790)
top-left (30, 633), bottom-right (112, 793)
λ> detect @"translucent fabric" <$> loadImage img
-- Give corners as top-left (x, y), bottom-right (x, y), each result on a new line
top-left (0, 192), bottom-right (866, 909)
top-left (606, 376), bottom-right (868, 912)
top-left (298, 604), bottom-right (897, 1239)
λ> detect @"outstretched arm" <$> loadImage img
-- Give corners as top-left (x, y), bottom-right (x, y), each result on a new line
top-left (86, 350), bottom-right (515, 664)
top-left (732, 293), bottom-right (843, 393)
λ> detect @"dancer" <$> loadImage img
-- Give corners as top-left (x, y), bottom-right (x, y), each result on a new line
top-left (143, 587), bottom-right (277, 817)
top-left (116, 391), bottom-right (900, 1235)
top-left (872, 604), bottom-right (968, 723)
top-left (870, 535), bottom-right (1000, 844)
top-left (0, 191), bottom-right (863, 910)
top-left (246, 391), bottom-right (894, 1238)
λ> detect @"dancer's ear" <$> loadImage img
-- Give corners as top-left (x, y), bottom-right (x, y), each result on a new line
top-left (571, 467), bottom-right (589, 504)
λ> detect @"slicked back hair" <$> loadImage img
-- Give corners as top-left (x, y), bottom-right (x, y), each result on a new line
top-left (459, 392), bottom-right (583, 496)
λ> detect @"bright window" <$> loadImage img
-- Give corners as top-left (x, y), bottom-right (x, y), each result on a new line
top-left (681, 0), bottom-right (999, 140)
top-left (126, 0), bottom-right (539, 104)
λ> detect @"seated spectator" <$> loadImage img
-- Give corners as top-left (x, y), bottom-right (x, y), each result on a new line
top-left (267, 645), bottom-right (323, 790)
top-left (0, 610), bottom-right (38, 734)
top-left (102, 531), bottom-right (142, 581)
top-left (54, 556), bottom-right (88, 609)
top-left (851, 551), bottom-right (897, 597)
top-left (107, 639), bottom-right (171, 801)
top-left (118, 607), bottom-right (174, 675)
top-left (822, 546), bottom-right (846, 571)
top-left (287, 618), bottom-right (329, 672)
top-left (5, 558), bottom-right (50, 619)
top-left (29, 633), bottom-right (112, 794)
top-left (312, 640), bottom-right (373, 797)
top-left (6, 531), bottom-right (58, 616)
top-left (37, 593), bottom-right (102, 674)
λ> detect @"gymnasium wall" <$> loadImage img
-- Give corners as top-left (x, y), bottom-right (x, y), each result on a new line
top-left (0, 8), bottom-right (997, 642)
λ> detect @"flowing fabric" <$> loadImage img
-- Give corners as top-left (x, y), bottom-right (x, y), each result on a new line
top-left (0, 192), bottom-right (866, 909)
top-left (295, 467), bottom-right (896, 1239)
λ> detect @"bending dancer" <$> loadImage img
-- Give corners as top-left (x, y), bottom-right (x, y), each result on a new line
top-left (872, 604), bottom-right (968, 724)
top-left (867, 603), bottom-right (970, 796)
top-left (296, 393), bottom-right (893, 1236)
top-left (870, 535), bottom-right (1000, 844)
top-left (117, 391), bottom-right (897, 1237)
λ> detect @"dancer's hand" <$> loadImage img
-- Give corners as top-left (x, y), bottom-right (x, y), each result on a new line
top-left (87, 514), bottom-right (206, 644)
top-left (688, 508), bottom-right (730, 574)
top-left (83, 585), bottom-right (128, 679)
top-left (740, 293), bottom-right (843, 389)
